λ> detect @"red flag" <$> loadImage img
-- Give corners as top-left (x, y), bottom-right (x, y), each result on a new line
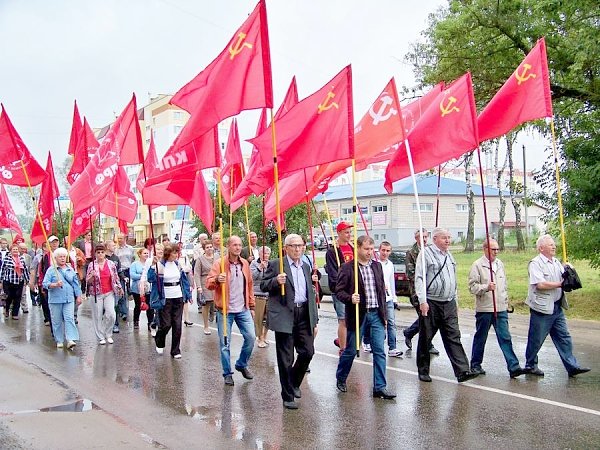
top-left (136, 135), bottom-right (157, 194)
top-left (384, 73), bottom-right (479, 193)
top-left (401, 82), bottom-right (445, 134)
top-left (249, 66), bottom-right (354, 179)
top-left (0, 105), bottom-right (47, 187)
top-left (68, 205), bottom-right (99, 240)
top-left (144, 127), bottom-right (221, 189)
top-left (99, 167), bottom-right (137, 224)
top-left (311, 78), bottom-right (407, 191)
top-left (478, 38), bottom-right (553, 142)
top-left (231, 76), bottom-right (300, 207)
top-left (0, 185), bottom-right (23, 235)
top-left (69, 95), bottom-right (142, 212)
top-left (67, 118), bottom-right (100, 184)
top-left (67, 101), bottom-right (82, 156)
top-left (263, 167), bottom-right (327, 221)
top-left (31, 154), bottom-right (59, 244)
top-left (166, 172), bottom-right (214, 234)
top-left (221, 119), bottom-right (245, 205)
top-left (170, 0), bottom-right (273, 147)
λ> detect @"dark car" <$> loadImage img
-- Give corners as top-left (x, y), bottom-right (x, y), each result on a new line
top-left (317, 250), bottom-right (410, 298)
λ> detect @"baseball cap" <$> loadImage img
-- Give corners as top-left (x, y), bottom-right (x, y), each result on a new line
top-left (48, 235), bottom-right (59, 242)
top-left (336, 221), bottom-right (353, 233)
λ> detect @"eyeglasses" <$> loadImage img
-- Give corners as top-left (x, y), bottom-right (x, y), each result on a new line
top-left (286, 244), bottom-right (304, 249)
top-left (489, 248), bottom-right (500, 252)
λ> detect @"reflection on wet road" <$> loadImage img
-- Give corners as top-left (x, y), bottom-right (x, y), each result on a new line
top-left (1, 301), bottom-right (599, 448)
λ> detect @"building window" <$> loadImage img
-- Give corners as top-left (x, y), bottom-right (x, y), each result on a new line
top-left (372, 205), bottom-right (387, 212)
top-left (455, 203), bottom-right (468, 212)
top-left (136, 213), bottom-right (141, 220)
top-left (374, 234), bottom-right (379, 240)
top-left (174, 125), bottom-right (182, 134)
top-left (457, 231), bottom-right (464, 239)
top-left (173, 111), bottom-right (182, 120)
top-left (381, 234), bottom-right (386, 240)
top-left (137, 199), bottom-right (142, 206)
top-left (160, 212), bottom-right (165, 219)
top-left (342, 207), bottom-right (353, 215)
top-left (412, 203), bottom-right (433, 212)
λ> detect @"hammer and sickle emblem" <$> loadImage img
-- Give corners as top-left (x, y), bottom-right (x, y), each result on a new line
top-left (369, 93), bottom-right (397, 125)
top-left (439, 96), bottom-right (460, 117)
top-left (317, 92), bottom-right (339, 114)
top-left (228, 32), bottom-right (253, 60)
top-left (514, 63), bottom-right (537, 85)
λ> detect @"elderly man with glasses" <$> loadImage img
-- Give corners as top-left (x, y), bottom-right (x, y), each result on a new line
top-left (468, 238), bottom-right (525, 378)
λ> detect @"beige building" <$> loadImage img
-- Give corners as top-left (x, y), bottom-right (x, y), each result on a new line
top-left (315, 175), bottom-right (546, 247)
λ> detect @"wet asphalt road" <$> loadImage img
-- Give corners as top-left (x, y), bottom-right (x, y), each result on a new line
top-left (0, 298), bottom-right (599, 449)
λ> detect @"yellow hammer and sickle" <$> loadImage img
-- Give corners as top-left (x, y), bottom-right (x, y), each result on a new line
top-left (317, 92), bottom-right (339, 114)
top-left (514, 63), bottom-right (537, 85)
top-left (439, 96), bottom-right (460, 117)
top-left (228, 32), bottom-right (253, 60)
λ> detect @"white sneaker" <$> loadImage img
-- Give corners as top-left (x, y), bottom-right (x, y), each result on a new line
top-left (107, 337), bottom-right (114, 344)
top-left (67, 341), bottom-right (76, 350)
top-left (362, 343), bottom-right (372, 353)
top-left (388, 349), bottom-right (403, 358)
top-left (156, 346), bottom-right (164, 355)
top-left (99, 339), bottom-right (106, 345)
top-left (173, 353), bottom-right (182, 359)
top-left (56, 342), bottom-right (64, 349)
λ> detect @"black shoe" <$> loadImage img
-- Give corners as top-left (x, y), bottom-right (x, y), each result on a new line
top-left (235, 366), bottom-right (254, 380)
top-left (429, 346), bottom-right (440, 355)
top-left (133, 322), bottom-right (139, 329)
top-left (23, 310), bottom-right (29, 314)
top-left (224, 375), bottom-right (234, 386)
top-left (373, 389), bottom-right (396, 400)
top-left (283, 400), bottom-right (298, 410)
top-left (404, 333), bottom-right (412, 350)
top-left (524, 367), bottom-right (545, 377)
top-left (419, 373), bottom-right (432, 382)
top-left (293, 386), bottom-right (302, 399)
top-left (121, 314), bottom-right (127, 322)
top-left (471, 367), bottom-right (486, 375)
top-left (305, 366), bottom-right (311, 374)
top-left (568, 367), bottom-right (591, 377)
top-left (113, 325), bottom-right (120, 334)
top-left (457, 371), bottom-right (479, 382)
top-left (336, 379), bottom-right (347, 393)
top-left (184, 321), bottom-right (194, 327)
top-left (509, 368), bottom-right (526, 378)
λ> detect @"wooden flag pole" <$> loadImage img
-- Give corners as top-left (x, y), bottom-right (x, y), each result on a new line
top-left (178, 206), bottom-right (187, 244)
top-left (550, 118), bottom-right (568, 262)
top-left (217, 168), bottom-right (228, 345)
top-left (269, 109), bottom-right (285, 295)
top-left (435, 165), bottom-right (442, 227)
top-left (351, 160), bottom-right (360, 357)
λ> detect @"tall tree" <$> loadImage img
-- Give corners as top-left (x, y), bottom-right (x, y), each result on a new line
top-left (463, 151), bottom-right (475, 252)
top-left (506, 133), bottom-right (525, 250)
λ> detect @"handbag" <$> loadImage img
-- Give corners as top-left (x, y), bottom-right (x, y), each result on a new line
top-left (198, 292), bottom-right (207, 307)
top-left (562, 265), bottom-right (582, 292)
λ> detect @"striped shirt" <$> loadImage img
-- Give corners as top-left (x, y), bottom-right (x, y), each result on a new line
top-left (414, 244), bottom-right (457, 304)
top-left (0, 254), bottom-right (30, 285)
top-left (358, 260), bottom-right (378, 309)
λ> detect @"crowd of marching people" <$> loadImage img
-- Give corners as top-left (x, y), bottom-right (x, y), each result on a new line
top-left (0, 225), bottom-right (591, 410)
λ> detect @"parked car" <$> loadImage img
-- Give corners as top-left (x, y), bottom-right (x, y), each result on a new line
top-left (317, 249), bottom-right (410, 298)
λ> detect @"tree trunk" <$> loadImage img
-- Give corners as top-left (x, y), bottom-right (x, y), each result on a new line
top-left (494, 141), bottom-right (508, 250)
top-left (507, 134), bottom-right (525, 250)
top-left (464, 151), bottom-right (475, 252)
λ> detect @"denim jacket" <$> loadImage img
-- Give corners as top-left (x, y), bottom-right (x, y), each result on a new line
top-left (147, 260), bottom-right (192, 309)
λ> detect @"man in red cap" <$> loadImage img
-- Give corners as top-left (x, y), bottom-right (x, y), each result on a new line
top-left (325, 221), bottom-right (354, 353)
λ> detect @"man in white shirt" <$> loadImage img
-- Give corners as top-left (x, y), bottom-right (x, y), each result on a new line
top-left (524, 234), bottom-right (590, 377)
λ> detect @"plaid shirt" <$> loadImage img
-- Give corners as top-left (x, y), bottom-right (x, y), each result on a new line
top-left (1, 254), bottom-right (30, 285)
top-left (358, 260), bottom-right (378, 309)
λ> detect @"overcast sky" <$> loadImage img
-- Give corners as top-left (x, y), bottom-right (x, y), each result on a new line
top-left (0, 0), bottom-right (549, 213)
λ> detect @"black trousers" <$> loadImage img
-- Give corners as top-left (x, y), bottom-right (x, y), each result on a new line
top-left (132, 292), bottom-right (155, 326)
top-left (274, 305), bottom-right (315, 402)
top-left (3, 282), bottom-right (23, 317)
top-left (39, 288), bottom-right (52, 325)
top-left (155, 297), bottom-right (183, 356)
top-left (417, 299), bottom-right (470, 377)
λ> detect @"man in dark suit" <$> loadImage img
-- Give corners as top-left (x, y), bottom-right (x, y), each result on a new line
top-left (261, 233), bottom-right (319, 410)
top-left (335, 235), bottom-right (396, 400)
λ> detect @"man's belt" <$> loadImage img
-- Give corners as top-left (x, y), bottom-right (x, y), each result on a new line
top-left (163, 282), bottom-right (180, 287)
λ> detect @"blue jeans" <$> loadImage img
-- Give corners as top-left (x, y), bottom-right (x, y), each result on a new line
top-left (471, 311), bottom-right (520, 372)
top-left (525, 302), bottom-right (579, 373)
top-left (216, 309), bottom-right (256, 377)
top-left (363, 301), bottom-right (397, 351)
top-left (49, 302), bottom-right (79, 343)
top-left (332, 294), bottom-right (346, 320)
top-left (336, 311), bottom-right (387, 391)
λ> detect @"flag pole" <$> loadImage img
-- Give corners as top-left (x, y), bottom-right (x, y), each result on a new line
top-left (311, 200), bottom-right (330, 250)
top-left (243, 201), bottom-right (252, 257)
top-left (269, 109), bottom-right (285, 295)
top-left (229, 167), bottom-right (234, 237)
top-left (56, 197), bottom-right (66, 243)
top-left (351, 159), bottom-right (359, 357)
top-left (303, 170), bottom-right (319, 298)
top-left (356, 201), bottom-right (377, 261)
top-left (179, 206), bottom-right (187, 244)
top-left (435, 165), bottom-right (442, 227)
top-left (549, 118), bottom-right (568, 262)
top-left (217, 168), bottom-right (228, 345)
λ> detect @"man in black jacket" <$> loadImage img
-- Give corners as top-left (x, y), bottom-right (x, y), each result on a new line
top-left (261, 234), bottom-right (319, 410)
top-left (335, 235), bottom-right (396, 400)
